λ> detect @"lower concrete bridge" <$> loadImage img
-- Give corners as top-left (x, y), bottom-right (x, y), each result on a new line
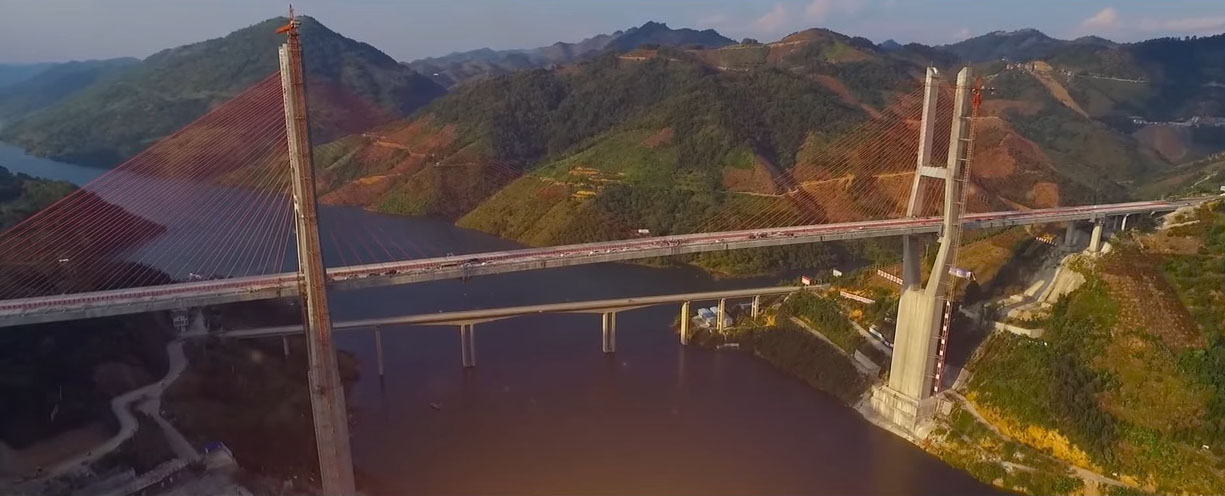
top-left (192, 284), bottom-right (824, 371)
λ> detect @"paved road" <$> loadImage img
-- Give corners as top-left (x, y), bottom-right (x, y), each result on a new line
top-left (848, 319), bottom-right (892, 355)
top-left (45, 337), bottom-right (190, 478)
top-left (2, 197), bottom-right (1209, 327)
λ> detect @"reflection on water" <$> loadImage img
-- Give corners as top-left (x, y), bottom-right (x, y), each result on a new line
top-left (8, 144), bottom-right (1000, 495)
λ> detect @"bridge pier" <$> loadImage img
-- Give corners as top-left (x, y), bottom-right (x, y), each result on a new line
top-left (751, 295), bottom-right (761, 319)
top-left (282, 335), bottom-right (290, 357)
top-left (870, 66), bottom-right (972, 437)
top-left (374, 329), bottom-right (385, 378)
top-left (1089, 220), bottom-right (1104, 253)
top-left (1121, 214), bottom-right (1129, 231)
top-left (1065, 222), bottom-right (1077, 247)
top-left (460, 324), bottom-right (476, 368)
top-left (716, 298), bottom-right (727, 333)
top-left (679, 301), bottom-right (690, 345)
top-left (602, 312), bottom-right (616, 353)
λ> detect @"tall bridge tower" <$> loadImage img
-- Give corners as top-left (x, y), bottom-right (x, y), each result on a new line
top-left (279, 16), bottom-right (357, 495)
top-left (870, 67), bottom-right (974, 435)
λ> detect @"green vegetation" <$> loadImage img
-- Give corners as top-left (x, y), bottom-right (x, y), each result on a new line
top-left (165, 333), bottom-right (359, 480)
top-left (0, 166), bottom-right (75, 230)
top-left (966, 209), bottom-right (1225, 494)
top-left (691, 320), bottom-right (868, 403)
top-left (1161, 202), bottom-right (1225, 336)
top-left (933, 404), bottom-right (1086, 496)
top-left (0, 17), bottom-right (444, 167)
top-left (0, 58), bottom-right (137, 126)
top-left (0, 314), bottom-right (170, 449)
top-left (777, 291), bottom-right (864, 353)
top-left (990, 70), bottom-right (1161, 196)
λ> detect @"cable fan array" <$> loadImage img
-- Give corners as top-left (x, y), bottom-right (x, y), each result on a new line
top-left (0, 74), bottom-right (294, 299)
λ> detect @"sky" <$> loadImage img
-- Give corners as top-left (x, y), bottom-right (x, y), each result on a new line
top-left (2, 0), bottom-right (1225, 63)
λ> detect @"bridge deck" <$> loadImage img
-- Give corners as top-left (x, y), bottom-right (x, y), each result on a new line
top-left (0, 198), bottom-right (1208, 327)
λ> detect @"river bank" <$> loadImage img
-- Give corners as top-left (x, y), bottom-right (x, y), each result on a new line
top-left (678, 292), bottom-right (1131, 496)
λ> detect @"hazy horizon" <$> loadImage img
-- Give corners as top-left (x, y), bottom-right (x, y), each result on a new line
top-left (2, 0), bottom-right (1224, 64)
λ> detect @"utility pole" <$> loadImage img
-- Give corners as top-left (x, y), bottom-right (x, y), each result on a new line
top-left (278, 14), bottom-right (357, 495)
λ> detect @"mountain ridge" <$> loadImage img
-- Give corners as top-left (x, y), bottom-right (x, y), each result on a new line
top-left (0, 16), bottom-right (444, 167)
top-left (406, 21), bottom-right (735, 87)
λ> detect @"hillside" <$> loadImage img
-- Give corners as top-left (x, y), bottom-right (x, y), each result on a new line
top-left (0, 166), bottom-right (74, 230)
top-left (942, 29), bottom-right (1115, 63)
top-left (980, 66), bottom-right (1166, 196)
top-left (406, 21), bottom-right (734, 88)
top-left (0, 17), bottom-right (445, 167)
top-left (0, 63), bottom-right (56, 89)
top-left (966, 201), bottom-right (1225, 494)
top-left (307, 29), bottom-right (1109, 274)
top-left (0, 58), bottom-right (138, 127)
top-left (952, 31), bottom-right (1225, 167)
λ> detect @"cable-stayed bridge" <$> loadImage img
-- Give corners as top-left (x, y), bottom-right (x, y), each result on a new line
top-left (0, 197), bottom-right (1199, 327)
top-left (0, 18), bottom-right (1215, 494)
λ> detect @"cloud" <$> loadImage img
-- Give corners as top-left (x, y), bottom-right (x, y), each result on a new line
top-left (1138, 16), bottom-right (1225, 33)
top-left (1077, 6), bottom-right (1225, 38)
top-left (805, 0), bottom-right (867, 22)
top-left (1080, 7), bottom-right (1122, 31)
top-left (750, 3), bottom-right (788, 33)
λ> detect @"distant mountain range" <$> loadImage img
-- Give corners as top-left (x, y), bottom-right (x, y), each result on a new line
top-left (0, 17), bottom-right (445, 167)
top-left (2, 16), bottom-right (1224, 221)
top-left (940, 28), bottom-right (1116, 63)
top-left (0, 58), bottom-right (138, 127)
top-left (407, 21), bottom-right (736, 87)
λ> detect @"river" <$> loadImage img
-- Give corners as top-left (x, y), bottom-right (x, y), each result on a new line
top-left (0, 144), bottom-right (1001, 495)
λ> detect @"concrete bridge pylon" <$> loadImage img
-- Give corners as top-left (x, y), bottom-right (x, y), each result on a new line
top-left (869, 67), bottom-right (974, 436)
top-left (279, 17), bottom-right (356, 495)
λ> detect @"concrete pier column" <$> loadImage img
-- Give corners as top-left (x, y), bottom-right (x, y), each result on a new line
top-left (1121, 214), bottom-right (1129, 231)
top-left (1089, 221), bottom-right (1104, 253)
top-left (680, 301), bottom-right (691, 345)
top-left (282, 335), bottom-right (290, 357)
top-left (1065, 222), bottom-right (1077, 247)
top-left (751, 295), bottom-right (761, 319)
top-left (602, 313), bottom-right (616, 353)
top-left (460, 324), bottom-right (476, 368)
top-left (374, 329), bottom-right (385, 378)
top-left (716, 298), bottom-right (727, 333)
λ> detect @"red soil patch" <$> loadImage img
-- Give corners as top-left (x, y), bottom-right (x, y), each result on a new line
top-left (722, 155), bottom-right (781, 194)
top-left (1133, 124), bottom-right (1191, 163)
top-left (641, 127), bottom-right (674, 148)
top-left (979, 99), bottom-right (1043, 118)
top-left (1027, 182), bottom-right (1060, 208)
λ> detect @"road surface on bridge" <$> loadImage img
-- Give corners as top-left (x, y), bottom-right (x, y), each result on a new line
top-left (0, 197), bottom-right (1209, 327)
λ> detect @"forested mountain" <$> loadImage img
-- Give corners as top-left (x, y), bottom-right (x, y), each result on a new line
top-left (0, 16), bottom-right (444, 167)
top-left (406, 21), bottom-right (734, 88)
top-left (0, 166), bottom-right (74, 230)
top-left (941, 29), bottom-right (1115, 63)
top-left (0, 58), bottom-right (138, 127)
top-left (305, 28), bottom-right (1119, 274)
top-left (960, 31), bottom-right (1225, 177)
